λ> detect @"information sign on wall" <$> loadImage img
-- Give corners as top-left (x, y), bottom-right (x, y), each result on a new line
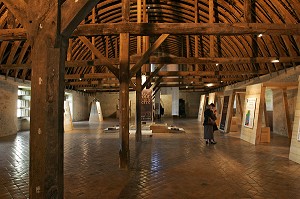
top-left (198, 95), bottom-right (206, 121)
top-left (220, 96), bottom-right (230, 130)
top-left (244, 98), bottom-right (257, 129)
top-left (141, 89), bottom-right (153, 121)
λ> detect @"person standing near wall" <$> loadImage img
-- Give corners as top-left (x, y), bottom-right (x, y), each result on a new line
top-left (203, 103), bottom-right (217, 145)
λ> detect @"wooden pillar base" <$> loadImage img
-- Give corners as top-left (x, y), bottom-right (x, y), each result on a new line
top-left (119, 149), bottom-right (130, 169)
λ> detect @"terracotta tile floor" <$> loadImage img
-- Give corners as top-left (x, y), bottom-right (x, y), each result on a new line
top-left (1, 118), bottom-right (300, 199)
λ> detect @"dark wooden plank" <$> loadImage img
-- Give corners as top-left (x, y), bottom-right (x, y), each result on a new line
top-left (73, 23), bottom-right (300, 36)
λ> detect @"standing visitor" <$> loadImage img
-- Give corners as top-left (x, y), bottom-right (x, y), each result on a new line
top-left (203, 103), bottom-right (217, 144)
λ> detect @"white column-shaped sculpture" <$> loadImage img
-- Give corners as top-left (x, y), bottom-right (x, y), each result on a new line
top-left (89, 101), bottom-right (103, 123)
top-left (64, 101), bottom-right (73, 131)
top-left (155, 89), bottom-right (161, 118)
top-left (172, 87), bottom-right (179, 116)
top-left (96, 101), bottom-right (104, 121)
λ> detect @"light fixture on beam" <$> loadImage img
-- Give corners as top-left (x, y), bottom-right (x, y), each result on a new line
top-left (271, 58), bottom-right (280, 63)
top-left (206, 83), bottom-right (214, 87)
top-left (258, 33), bottom-right (263, 37)
top-left (216, 63), bottom-right (219, 66)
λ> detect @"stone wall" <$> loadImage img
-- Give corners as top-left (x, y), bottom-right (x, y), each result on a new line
top-left (289, 77), bottom-right (300, 164)
top-left (91, 92), bottom-right (136, 119)
top-left (69, 91), bottom-right (89, 121)
top-left (179, 91), bottom-right (201, 118)
top-left (0, 79), bottom-right (18, 137)
top-left (273, 89), bottom-right (297, 136)
top-left (92, 91), bottom-right (201, 119)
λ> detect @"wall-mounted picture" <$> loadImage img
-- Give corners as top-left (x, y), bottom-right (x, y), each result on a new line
top-left (244, 98), bottom-right (257, 129)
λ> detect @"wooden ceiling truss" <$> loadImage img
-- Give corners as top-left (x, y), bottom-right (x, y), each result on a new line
top-left (0, 0), bottom-right (299, 93)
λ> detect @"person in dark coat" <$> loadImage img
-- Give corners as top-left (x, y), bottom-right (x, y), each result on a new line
top-left (203, 103), bottom-right (217, 144)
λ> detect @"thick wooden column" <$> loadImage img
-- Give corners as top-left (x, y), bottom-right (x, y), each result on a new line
top-left (119, 0), bottom-right (130, 169)
top-left (119, 33), bottom-right (130, 168)
top-left (194, 0), bottom-right (199, 71)
top-left (29, 35), bottom-right (66, 199)
top-left (25, 1), bottom-right (66, 198)
top-left (136, 0), bottom-right (142, 142)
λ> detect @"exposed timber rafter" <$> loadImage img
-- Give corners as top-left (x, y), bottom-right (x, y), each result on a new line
top-left (150, 76), bottom-right (163, 91)
top-left (61, 0), bottom-right (101, 37)
top-left (1, 0), bottom-right (27, 28)
top-left (142, 64), bottom-right (165, 90)
top-left (78, 36), bottom-right (119, 78)
top-left (130, 34), bottom-right (169, 78)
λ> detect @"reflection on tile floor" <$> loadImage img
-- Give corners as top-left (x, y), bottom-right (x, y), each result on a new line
top-left (1, 118), bottom-right (300, 198)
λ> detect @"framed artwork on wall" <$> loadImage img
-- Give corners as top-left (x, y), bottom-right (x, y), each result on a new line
top-left (244, 98), bottom-right (257, 129)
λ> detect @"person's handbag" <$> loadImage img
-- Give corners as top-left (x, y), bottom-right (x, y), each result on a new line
top-left (208, 117), bottom-right (216, 125)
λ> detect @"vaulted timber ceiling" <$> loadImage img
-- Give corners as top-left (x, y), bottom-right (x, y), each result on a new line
top-left (0, 0), bottom-right (299, 93)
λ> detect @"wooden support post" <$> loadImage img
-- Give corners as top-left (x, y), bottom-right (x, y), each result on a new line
top-left (119, 33), bottom-right (130, 169)
top-left (119, 0), bottom-right (130, 169)
top-left (194, 0), bottom-right (199, 71)
top-left (263, 100), bottom-right (269, 127)
top-left (283, 88), bottom-right (292, 138)
top-left (91, 7), bottom-right (96, 74)
top-left (236, 93), bottom-right (244, 121)
top-left (30, 37), bottom-right (66, 199)
top-left (225, 91), bottom-right (235, 133)
top-left (136, 0), bottom-right (142, 142)
top-left (255, 86), bottom-right (266, 144)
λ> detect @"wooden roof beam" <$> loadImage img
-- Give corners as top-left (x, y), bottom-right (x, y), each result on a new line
top-left (130, 34), bottom-right (169, 78)
top-left (0, 28), bottom-right (27, 41)
top-left (3, 23), bottom-right (300, 41)
top-left (66, 56), bottom-right (300, 66)
top-left (156, 70), bottom-right (268, 76)
top-left (65, 73), bottom-right (115, 80)
top-left (73, 23), bottom-right (300, 36)
top-left (263, 82), bottom-right (298, 89)
top-left (3, 56), bottom-right (299, 70)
